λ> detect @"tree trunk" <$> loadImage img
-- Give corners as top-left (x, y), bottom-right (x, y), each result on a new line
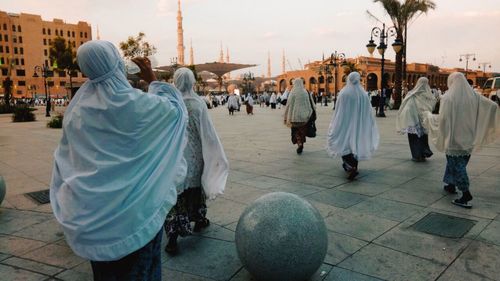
top-left (393, 31), bottom-right (404, 109)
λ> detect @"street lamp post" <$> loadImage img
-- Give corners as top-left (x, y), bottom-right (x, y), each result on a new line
top-left (477, 62), bottom-right (491, 73)
top-left (366, 23), bottom-right (403, 117)
top-left (318, 55), bottom-right (332, 107)
top-left (459, 53), bottom-right (476, 80)
top-left (242, 72), bottom-right (255, 94)
top-left (329, 51), bottom-right (346, 110)
top-left (33, 65), bottom-right (51, 117)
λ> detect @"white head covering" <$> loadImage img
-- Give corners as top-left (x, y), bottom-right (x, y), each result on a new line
top-left (424, 72), bottom-right (499, 156)
top-left (245, 93), bottom-right (254, 106)
top-left (327, 72), bottom-right (379, 160)
top-left (270, 92), bottom-right (277, 103)
top-left (396, 77), bottom-right (436, 136)
top-left (284, 78), bottom-right (315, 127)
top-left (50, 40), bottom-right (188, 261)
top-left (173, 68), bottom-right (229, 199)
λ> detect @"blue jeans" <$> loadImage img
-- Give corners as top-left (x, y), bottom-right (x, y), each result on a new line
top-left (444, 155), bottom-right (471, 192)
top-left (90, 230), bottom-right (162, 281)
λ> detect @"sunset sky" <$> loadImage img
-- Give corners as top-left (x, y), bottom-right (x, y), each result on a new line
top-left (4, 0), bottom-right (500, 76)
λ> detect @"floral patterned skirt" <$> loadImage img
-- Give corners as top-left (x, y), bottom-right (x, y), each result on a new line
top-left (163, 187), bottom-right (207, 238)
top-left (444, 155), bottom-right (471, 192)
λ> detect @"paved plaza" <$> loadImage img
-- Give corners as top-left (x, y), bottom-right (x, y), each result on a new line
top-left (0, 104), bottom-right (499, 281)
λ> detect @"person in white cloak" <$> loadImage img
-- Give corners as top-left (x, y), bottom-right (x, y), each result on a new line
top-left (227, 92), bottom-right (239, 115)
top-left (270, 92), bottom-right (277, 109)
top-left (327, 72), bottom-right (379, 180)
top-left (165, 68), bottom-right (229, 254)
top-left (284, 78), bottom-right (316, 154)
top-left (50, 41), bottom-right (188, 281)
top-left (396, 77), bottom-right (437, 162)
top-left (277, 92), bottom-right (283, 109)
top-left (281, 89), bottom-right (289, 106)
top-left (424, 72), bottom-right (499, 208)
top-left (245, 92), bottom-right (254, 115)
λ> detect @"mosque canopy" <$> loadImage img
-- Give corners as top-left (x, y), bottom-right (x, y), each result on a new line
top-left (193, 62), bottom-right (257, 77)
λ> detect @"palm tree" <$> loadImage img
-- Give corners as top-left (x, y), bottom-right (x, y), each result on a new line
top-left (371, 0), bottom-right (436, 109)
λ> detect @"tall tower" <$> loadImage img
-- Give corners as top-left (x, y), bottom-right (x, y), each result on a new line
top-left (96, 25), bottom-right (100, 40)
top-left (219, 42), bottom-right (224, 63)
top-left (267, 51), bottom-right (272, 77)
top-left (282, 49), bottom-right (286, 74)
top-left (189, 39), bottom-right (194, 65)
top-left (226, 47), bottom-right (230, 79)
top-left (177, 0), bottom-right (185, 65)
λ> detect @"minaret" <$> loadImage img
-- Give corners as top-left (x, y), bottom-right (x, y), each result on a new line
top-left (226, 47), bottom-right (230, 79)
top-left (267, 51), bottom-right (272, 78)
top-left (189, 39), bottom-right (194, 65)
top-left (219, 42), bottom-right (224, 63)
top-left (96, 25), bottom-right (100, 40)
top-left (177, 0), bottom-right (185, 65)
top-left (282, 49), bottom-right (286, 74)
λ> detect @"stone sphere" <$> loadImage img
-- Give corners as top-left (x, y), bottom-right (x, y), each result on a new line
top-left (235, 192), bottom-right (328, 281)
top-left (0, 176), bottom-right (6, 205)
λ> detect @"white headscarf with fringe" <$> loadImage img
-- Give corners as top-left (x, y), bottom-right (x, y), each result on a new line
top-left (284, 78), bottom-right (315, 127)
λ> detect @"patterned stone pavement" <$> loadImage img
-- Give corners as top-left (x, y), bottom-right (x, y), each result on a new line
top-left (1, 103), bottom-right (499, 281)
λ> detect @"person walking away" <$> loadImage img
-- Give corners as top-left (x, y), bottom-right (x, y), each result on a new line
top-left (165, 68), bottom-right (229, 254)
top-left (227, 92), bottom-right (239, 115)
top-left (245, 93), bottom-right (254, 115)
top-left (284, 78), bottom-right (316, 154)
top-left (424, 72), bottom-right (499, 208)
top-left (327, 72), bottom-right (379, 180)
top-left (396, 77), bottom-right (437, 162)
top-left (50, 41), bottom-right (188, 281)
top-left (270, 92), bottom-right (277, 109)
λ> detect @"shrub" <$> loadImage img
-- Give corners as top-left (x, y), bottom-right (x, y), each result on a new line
top-left (0, 104), bottom-right (14, 114)
top-left (47, 113), bottom-right (64, 128)
top-left (12, 105), bottom-right (36, 122)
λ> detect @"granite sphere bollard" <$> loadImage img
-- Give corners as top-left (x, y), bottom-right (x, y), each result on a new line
top-left (235, 192), bottom-right (328, 281)
top-left (0, 176), bottom-right (6, 205)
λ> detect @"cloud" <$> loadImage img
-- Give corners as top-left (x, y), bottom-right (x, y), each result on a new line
top-left (262, 32), bottom-right (277, 39)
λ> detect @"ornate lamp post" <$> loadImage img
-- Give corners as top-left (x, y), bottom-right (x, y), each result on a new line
top-left (318, 56), bottom-right (332, 107)
top-left (242, 72), bottom-right (255, 94)
top-left (478, 62), bottom-right (491, 73)
top-left (329, 51), bottom-right (346, 110)
top-left (459, 53), bottom-right (476, 80)
top-left (33, 65), bottom-right (51, 117)
top-left (366, 23), bottom-right (403, 117)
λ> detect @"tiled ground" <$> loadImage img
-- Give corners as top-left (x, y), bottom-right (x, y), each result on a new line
top-left (1, 103), bottom-right (499, 281)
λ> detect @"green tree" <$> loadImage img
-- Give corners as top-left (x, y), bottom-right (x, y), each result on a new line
top-left (370, 0), bottom-right (436, 109)
top-left (119, 32), bottom-right (157, 58)
top-left (49, 37), bottom-right (79, 97)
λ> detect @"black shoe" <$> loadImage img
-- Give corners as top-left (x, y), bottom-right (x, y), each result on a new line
top-left (296, 145), bottom-right (303, 154)
top-left (452, 191), bottom-right (473, 209)
top-left (165, 236), bottom-right (178, 255)
top-left (347, 168), bottom-right (359, 181)
top-left (444, 184), bottom-right (457, 194)
top-left (411, 158), bottom-right (426, 162)
top-left (342, 163), bottom-right (349, 172)
top-left (193, 218), bottom-right (210, 233)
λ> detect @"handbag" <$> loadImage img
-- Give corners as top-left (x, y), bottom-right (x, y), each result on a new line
top-left (306, 96), bottom-right (317, 138)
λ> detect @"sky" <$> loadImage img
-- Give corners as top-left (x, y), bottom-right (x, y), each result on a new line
top-left (3, 0), bottom-right (500, 77)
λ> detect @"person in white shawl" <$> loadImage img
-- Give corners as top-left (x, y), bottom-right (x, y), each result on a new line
top-left (227, 92), bottom-right (239, 115)
top-left (270, 92), bottom-right (277, 109)
top-left (164, 68), bottom-right (229, 254)
top-left (284, 78), bottom-right (316, 154)
top-left (327, 72), bottom-right (379, 180)
top-left (245, 93), bottom-right (254, 115)
top-left (396, 77), bottom-right (436, 162)
top-left (424, 72), bottom-right (499, 208)
top-left (50, 41), bottom-right (188, 280)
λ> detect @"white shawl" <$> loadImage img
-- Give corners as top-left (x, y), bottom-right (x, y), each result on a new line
top-left (424, 72), bottom-right (499, 156)
top-left (284, 78), bottom-right (315, 127)
top-left (174, 68), bottom-right (229, 199)
top-left (327, 72), bottom-right (379, 160)
top-left (396, 77), bottom-right (436, 137)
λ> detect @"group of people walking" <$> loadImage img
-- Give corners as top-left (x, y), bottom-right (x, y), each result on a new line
top-left (284, 71), bottom-right (498, 209)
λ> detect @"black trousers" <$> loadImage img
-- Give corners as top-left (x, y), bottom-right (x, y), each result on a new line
top-left (408, 133), bottom-right (433, 159)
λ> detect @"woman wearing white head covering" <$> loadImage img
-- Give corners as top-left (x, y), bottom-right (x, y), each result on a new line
top-left (227, 92), bottom-right (239, 115)
top-left (50, 41), bottom-right (188, 280)
top-left (424, 72), bottom-right (499, 208)
top-left (270, 92), bottom-right (277, 109)
top-left (284, 78), bottom-right (316, 154)
top-left (396, 77), bottom-right (437, 162)
top-left (327, 72), bottom-right (379, 180)
top-left (245, 92), bottom-right (254, 115)
top-left (164, 68), bottom-right (229, 254)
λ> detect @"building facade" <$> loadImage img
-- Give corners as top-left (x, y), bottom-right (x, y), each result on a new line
top-left (276, 56), bottom-right (493, 94)
top-left (0, 11), bottom-right (92, 99)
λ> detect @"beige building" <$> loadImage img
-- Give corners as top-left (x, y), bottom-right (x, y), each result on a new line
top-left (276, 56), bottom-right (493, 94)
top-left (0, 11), bottom-right (92, 99)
